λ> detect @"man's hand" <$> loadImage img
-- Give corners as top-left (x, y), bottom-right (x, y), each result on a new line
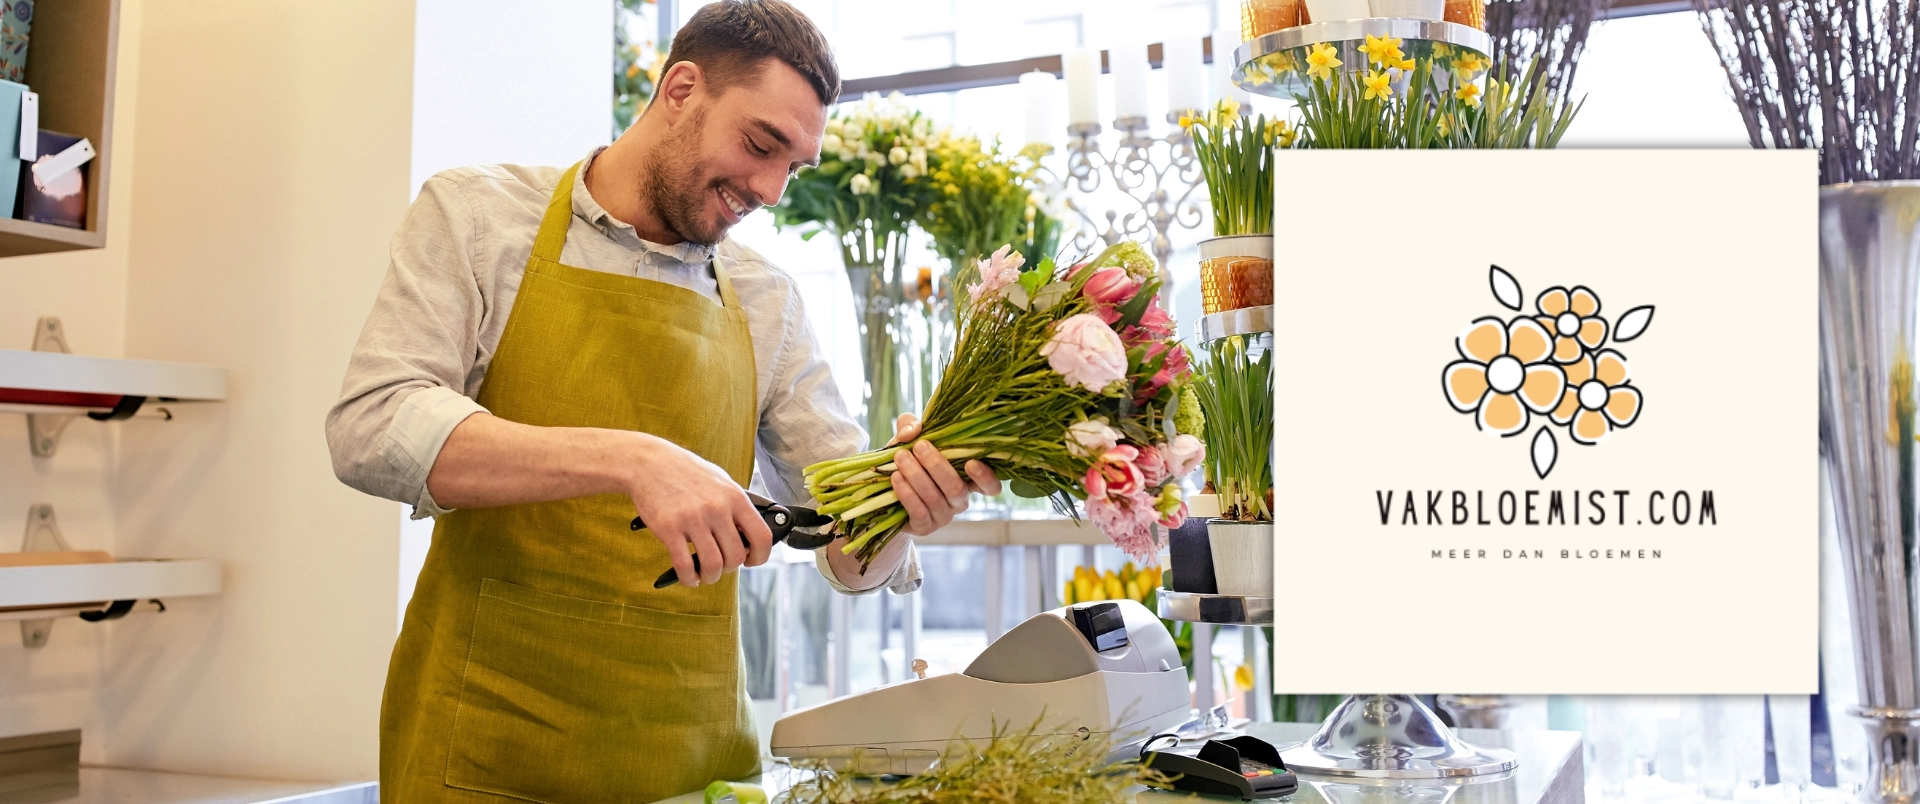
top-left (888, 413), bottom-right (1002, 536)
top-left (425, 414), bottom-right (770, 589)
top-left (622, 435), bottom-right (772, 588)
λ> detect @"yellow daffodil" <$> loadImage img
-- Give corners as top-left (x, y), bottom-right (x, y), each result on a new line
top-left (1433, 43), bottom-right (1452, 58)
top-left (1245, 65), bottom-right (1273, 86)
top-left (1271, 51), bottom-right (1299, 74)
top-left (1358, 33), bottom-right (1405, 67)
top-left (1362, 70), bottom-right (1394, 100)
top-left (1452, 53), bottom-right (1487, 78)
top-left (1178, 114), bottom-right (1195, 129)
top-left (1217, 96), bottom-right (1242, 119)
top-left (1306, 43), bottom-right (1342, 81)
top-left (1397, 58), bottom-right (1417, 71)
top-left (1456, 81), bottom-right (1482, 107)
top-left (1436, 113), bottom-right (1453, 136)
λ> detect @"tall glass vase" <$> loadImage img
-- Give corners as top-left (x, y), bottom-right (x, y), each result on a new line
top-left (840, 220), bottom-right (922, 451)
top-left (1818, 182), bottom-right (1920, 804)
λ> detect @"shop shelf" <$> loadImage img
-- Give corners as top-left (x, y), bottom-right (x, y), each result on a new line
top-left (1197, 304), bottom-right (1273, 344)
top-left (1232, 18), bottom-right (1491, 98)
top-left (0, 559), bottom-right (221, 614)
top-left (0, 348), bottom-right (226, 415)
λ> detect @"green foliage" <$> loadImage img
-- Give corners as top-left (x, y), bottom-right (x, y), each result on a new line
top-left (612, 0), bottom-right (660, 138)
top-left (1292, 54), bottom-right (1581, 150)
top-left (1193, 335), bottom-right (1273, 522)
top-left (1185, 101), bottom-right (1289, 236)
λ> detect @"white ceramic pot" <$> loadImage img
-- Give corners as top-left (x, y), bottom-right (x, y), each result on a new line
top-left (1369, 0), bottom-right (1445, 19)
top-left (1304, 0), bottom-right (1371, 21)
top-left (1198, 234), bottom-right (1275, 263)
top-left (1206, 520), bottom-right (1274, 598)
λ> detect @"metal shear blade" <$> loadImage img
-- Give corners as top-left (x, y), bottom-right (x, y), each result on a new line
top-left (638, 492), bottom-right (836, 588)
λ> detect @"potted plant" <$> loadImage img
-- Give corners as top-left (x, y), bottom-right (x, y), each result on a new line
top-left (1190, 333), bottom-right (1273, 598)
top-left (1183, 100), bottom-right (1288, 317)
top-left (773, 93), bottom-right (939, 449)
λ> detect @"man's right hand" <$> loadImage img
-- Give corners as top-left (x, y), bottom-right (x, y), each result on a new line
top-left (425, 414), bottom-right (773, 588)
top-left (620, 434), bottom-right (772, 587)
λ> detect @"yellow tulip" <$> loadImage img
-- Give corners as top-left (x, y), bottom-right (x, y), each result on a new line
top-left (1062, 579), bottom-right (1076, 605)
top-left (1103, 571), bottom-right (1125, 601)
top-left (1234, 665), bottom-right (1255, 691)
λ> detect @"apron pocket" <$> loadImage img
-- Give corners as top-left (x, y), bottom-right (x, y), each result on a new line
top-left (445, 578), bottom-right (751, 803)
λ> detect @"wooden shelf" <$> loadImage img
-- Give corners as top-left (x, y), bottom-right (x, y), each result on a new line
top-left (0, 0), bottom-right (120, 258)
top-left (0, 559), bottom-right (220, 611)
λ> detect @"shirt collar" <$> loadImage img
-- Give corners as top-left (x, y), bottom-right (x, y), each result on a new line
top-left (575, 146), bottom-right (717, 265)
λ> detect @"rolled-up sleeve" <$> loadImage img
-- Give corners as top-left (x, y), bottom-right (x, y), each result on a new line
top-left (325, 175), bottom-right (490, 519)
top-left (753, 280), bottom-right (921, 595)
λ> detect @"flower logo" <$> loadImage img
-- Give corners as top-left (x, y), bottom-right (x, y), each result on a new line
top-left (1442, 265), bottom-right (1656, 478)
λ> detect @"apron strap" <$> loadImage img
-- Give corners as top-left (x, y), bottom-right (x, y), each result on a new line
top-left (712, 257), bottom-right (742, 310)
top-left (532, 162), bottom-right (583, 264)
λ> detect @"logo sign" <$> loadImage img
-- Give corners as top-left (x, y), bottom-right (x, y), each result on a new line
top-left (1270, 150), bottom-right (1817, 694)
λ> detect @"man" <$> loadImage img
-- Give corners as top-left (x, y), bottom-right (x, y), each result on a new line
top-left (325, 2), bottom-right (997, 800)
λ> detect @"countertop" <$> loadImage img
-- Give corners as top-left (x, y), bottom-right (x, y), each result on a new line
top-left (652, 722), bottom-right (1585, 804)
top-left (0, 767), bottom-right (375, 804)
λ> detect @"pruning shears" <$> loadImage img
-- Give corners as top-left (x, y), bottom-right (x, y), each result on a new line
top-left (634, 491), bottom-right (835, 589)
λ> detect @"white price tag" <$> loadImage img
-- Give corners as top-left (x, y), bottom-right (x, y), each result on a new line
top-left (18, 91), bottom-right (34, 160)
top-left (31, 138), bottom-right (94, 184)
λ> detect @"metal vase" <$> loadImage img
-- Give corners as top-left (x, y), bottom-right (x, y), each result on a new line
top-left (1819, 181), bottom-right (1920, 804)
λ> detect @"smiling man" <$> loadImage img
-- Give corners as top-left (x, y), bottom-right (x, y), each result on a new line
top-left (325, 1), bottom-right (997, 800)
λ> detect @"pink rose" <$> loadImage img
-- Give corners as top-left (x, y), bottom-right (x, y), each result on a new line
top-left (1158, 433), bottom-right (1205, 479)
top-left (1042, 313), bottom-right (1129, 393)
top-left (1083, 267), bottom-right (1140, 305)
top-left (1088, 491), bottom-right (1161, 561)
top-left (1133, 443), bottom-right (1168, 487)
top-left (965, 245), bottom-right (1025, 305)
top-left (1083, 444), bottom-right (1144, 499)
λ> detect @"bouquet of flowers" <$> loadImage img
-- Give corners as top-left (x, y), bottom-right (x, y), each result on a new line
top-left (803, 241), bottom-right (1203, 566)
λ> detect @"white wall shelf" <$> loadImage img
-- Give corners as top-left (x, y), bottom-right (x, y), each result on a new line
top-left (0, 559), bottom-right (221, 613)
top-left (0, 348), bottom-right (227, 414)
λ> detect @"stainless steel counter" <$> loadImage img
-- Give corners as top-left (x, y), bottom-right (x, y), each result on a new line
top-left (652, 723), bottom-right (1585, 804)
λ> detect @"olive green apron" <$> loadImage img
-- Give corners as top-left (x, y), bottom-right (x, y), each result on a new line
top-left (380, 162), bottom-right (761, 803)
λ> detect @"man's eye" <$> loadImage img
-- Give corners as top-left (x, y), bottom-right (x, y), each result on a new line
top-left (747, 140), bottom-right (770, 156)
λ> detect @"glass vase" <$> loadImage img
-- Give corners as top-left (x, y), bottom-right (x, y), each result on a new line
top-left (840, 221), bottom-right (923, 451)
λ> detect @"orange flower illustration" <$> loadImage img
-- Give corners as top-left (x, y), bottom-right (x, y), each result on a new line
top-left (1549, 348), bottom-right (1642, 444)
top-left (1443, 317), bottom-right (1567, 437)
top-left (1534, 286), bottom-right (1608, 363)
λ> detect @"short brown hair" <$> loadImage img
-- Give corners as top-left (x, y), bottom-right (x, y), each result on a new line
top-left (655, 0), bottom-right (841, 108)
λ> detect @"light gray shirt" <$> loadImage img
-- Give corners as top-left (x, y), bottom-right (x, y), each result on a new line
top-left (325, 147), bottom-right (916, 594)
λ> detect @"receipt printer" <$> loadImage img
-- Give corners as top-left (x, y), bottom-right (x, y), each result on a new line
top-left (769, 599), bottom-right (1190, 775)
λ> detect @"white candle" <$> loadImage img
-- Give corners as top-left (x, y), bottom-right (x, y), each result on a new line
top-left (1163, 36), bottom-right (1205, 115)
top-left (1020, 70), bottom-right (1057, 147)
top-left (1211, 28), bottom-right (1252, 107)
top-left (1063, 48), bottom-right (1102, 128)
top-left (1110, 41), bottom-right (1151, 123)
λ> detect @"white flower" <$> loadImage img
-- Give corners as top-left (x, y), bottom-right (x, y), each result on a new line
top-left (836, 147), bottom-right (856, 162)
top-left (910, 147), bottom-right (927, 172)
top-left (849, 173), bottom-right (872, 195)
top-left (900, 164), bottom-right (921, 180)
top-left (822, 133), bottom-right (843, 154)
top-left (825, 120), bottom-right (844, 138)
top-left (889, 146), bottom-right (908, 165)
top-left (1066, 418), bottom-right (1123, 459)
top-left (843, 123), bottom-right (865, 142)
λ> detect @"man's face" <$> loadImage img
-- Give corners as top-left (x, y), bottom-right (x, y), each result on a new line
top-left (646, 60), bottom-right (826, 246)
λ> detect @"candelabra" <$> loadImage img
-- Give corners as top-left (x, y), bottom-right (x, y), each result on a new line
top-left (1050, 113), bottom-right (1209, 294)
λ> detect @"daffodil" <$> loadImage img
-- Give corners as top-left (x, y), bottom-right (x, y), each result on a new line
top-left (1305, 43), bottom-right (1342, 81)
top-left (1217, 96), bottom-right (1242, 119)
top-left (1432, 43), bottom-right (1452, 58)
top-left (1271, 51), bottom-right (1299, 74)
top-left (1245, 65), bottom-right (1273, 86)
top-left (1358, 33), bottom-right (1405, 67)
top-left (1452, 53), bottom-right (1487, 78)
top-left (1455, 81), bottom-right (1482, 107)
top-left (1397, 58), bottom-right (1416, 71)
top-left (1178, 114), bottom-right (1195, 129)
top-left (1362, 70), bottom-right (1393, 101)
top-left (1436, 113), bottom-right (1453, 137)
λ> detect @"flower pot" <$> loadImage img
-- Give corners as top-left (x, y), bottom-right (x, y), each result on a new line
top-left (1241, 0), bottom-right (1307, 37)
top-left (1199, 234), bottom-right (1274, 316)
top-left (1442, 0), bottom-right (1485, 28)
top-left (1168, 516), bottom-right (1218, 594)
top-left (1304, 0), bottom-right (1370, 21)
top-left (1206, 520), bottom-right (1273, 597)
top-left (1370, 0), bottom-right (1444, 19)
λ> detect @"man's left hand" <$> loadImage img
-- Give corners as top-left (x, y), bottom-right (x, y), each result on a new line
top-left (888, 413), bottom-right (1001, 535)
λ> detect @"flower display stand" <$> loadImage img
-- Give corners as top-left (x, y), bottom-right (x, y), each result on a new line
top-left (1232, 18), bottom-right (1491, 98)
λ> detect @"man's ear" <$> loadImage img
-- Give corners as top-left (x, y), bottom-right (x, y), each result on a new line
top-left (656, 61), bottom-right (705, 117)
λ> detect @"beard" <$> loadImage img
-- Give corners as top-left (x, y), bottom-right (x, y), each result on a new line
top-left (641, 107), bottom-right (729, 247)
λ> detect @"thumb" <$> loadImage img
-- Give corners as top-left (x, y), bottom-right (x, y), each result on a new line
top-left (890, 413), bottom-right (920, 446)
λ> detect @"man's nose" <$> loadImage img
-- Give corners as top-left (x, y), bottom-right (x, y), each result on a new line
top-left (746, 169), bottom-right (789, 208)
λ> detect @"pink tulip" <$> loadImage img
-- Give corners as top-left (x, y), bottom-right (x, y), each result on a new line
top-left (1083, 444), bottom-right (1144, 499)
top-left (1136, 302), bottom-right (1175, 338)
top-left (1133, 443), bottom-right (1168, 486)
top-left (1042, 313), bottom-right (1130, 392)
top-left (1083, 267), bottom-right (1140, 305)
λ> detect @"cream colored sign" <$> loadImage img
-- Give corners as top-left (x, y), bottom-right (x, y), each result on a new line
top-left (1269, 150), bottom-right (1818, 694)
